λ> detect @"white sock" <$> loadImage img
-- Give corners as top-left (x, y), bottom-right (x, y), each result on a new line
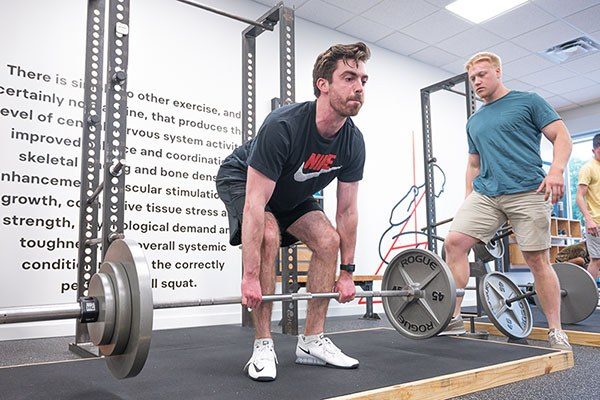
top-left (254, 338), bottom-right (273, 347)
top-left (303, 333), bottom-right (324, 343)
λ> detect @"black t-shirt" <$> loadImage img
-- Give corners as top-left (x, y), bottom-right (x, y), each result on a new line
top-left (218, 101), bottom-right (366, 212)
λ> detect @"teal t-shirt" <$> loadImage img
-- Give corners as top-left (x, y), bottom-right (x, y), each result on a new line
top-left (466, 90), bottom-right (560, 196)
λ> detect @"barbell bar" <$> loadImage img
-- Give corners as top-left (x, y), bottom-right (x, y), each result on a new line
top-left (0, 241), bottom-right (464, 379)
top-left (504, 288), bottom-right (565, 306)
top-left (0, 292), bottom-right (427, 322)
top-left (153, 289), bottom-right (425, 309)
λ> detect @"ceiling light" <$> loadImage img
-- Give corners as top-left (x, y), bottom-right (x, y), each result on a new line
top-left (445, 0), bottom-right (529, 24)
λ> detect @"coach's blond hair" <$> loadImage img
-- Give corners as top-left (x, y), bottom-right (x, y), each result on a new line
top-left (464, 52), bottom-right (501, 71)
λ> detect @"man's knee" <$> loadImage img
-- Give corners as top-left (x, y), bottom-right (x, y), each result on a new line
top-left (445, 232), bottom-right (473, 255)
top-left (262, 222), bottom-right (280, 253)
top-left (312, 229), bottom-right (340, 260)
top-left (522, 251), bottom-right (550, 272)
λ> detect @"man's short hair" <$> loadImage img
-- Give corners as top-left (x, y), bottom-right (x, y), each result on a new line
top-left (593, 134), bottom-right (600, 149)
top-left (464, 52), bottom-right (502, 71)
top-left (312, 42), bottom-right (371, 97)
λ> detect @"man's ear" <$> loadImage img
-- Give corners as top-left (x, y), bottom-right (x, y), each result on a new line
top-left (316, 77), bottom-right (329, 95)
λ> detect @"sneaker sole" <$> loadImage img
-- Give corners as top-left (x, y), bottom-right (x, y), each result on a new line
top-left (549, 344), bottom-right (573, 351)
top-left (437, 329), bottom-right (467, 336)
top-left (295, 355), bottom-right (358, 369)
top-left (248, 374), bottom-right (276, 382)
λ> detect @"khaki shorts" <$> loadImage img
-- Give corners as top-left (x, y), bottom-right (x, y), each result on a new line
top-left (450, 191), bottom-right (552, 252)
top-left (586, 234), bottom-right (600, 259)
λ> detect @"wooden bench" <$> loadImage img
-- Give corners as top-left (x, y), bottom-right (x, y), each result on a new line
top-left (276, 244), bottom-right (383, 320)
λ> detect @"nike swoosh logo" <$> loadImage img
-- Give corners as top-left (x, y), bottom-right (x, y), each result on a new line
top-left (293, 164), bottom-right (342, 182)
top-left (253, 363), bottom-right (264, 372)
top-left (298, 346), bottom-right (310, 355)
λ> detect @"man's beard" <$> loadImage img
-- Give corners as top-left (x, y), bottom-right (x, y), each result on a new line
top-left (330, 93), bottom-right (363, 117)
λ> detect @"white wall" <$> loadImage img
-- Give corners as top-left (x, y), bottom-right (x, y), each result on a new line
top-left (560, 101), bottom-right (600, 137)
top-left (0, 0), bottom-right (469, 340)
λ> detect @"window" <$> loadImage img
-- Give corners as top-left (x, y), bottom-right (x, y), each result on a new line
top-left (567, 134), bottom-right (596, 224)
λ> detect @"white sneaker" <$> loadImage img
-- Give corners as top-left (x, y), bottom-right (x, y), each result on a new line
top-left (438, 316), bottom-right (466, 336)
top-left (244, 338), bottom-right (278, 381)
top-left (548, 329), bottom-right (572, 351)
top-left (295, 333), bottom-right (359, 369)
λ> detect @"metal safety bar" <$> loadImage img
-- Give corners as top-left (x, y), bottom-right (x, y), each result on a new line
top-left (176, 0), bottom-right (275, 30)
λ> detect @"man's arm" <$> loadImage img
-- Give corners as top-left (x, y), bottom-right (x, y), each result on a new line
top-left (576, 184), bottom-right (598, 236)
top-left (241, 166), bottom-right (276, 308)
top-left (539, 120), bottom-right (573, 203)
top-left (335, 180), bottom-right (359, 302)
top-left (465, 153), bottom-right (480, 197)
top-left (336, 181), bottom-right (359, 267)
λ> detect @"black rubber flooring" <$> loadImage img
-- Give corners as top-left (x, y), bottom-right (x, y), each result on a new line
top-left (0, 325), bottom-right (555, 400)
top-left (464, 306), bottom-right (600, 333)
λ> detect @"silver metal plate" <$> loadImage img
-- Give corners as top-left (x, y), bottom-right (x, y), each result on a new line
top-left (103, 239), bottom-right (154, 379)
top-left (533, 262), bottom-right (599, 324)
top-left (472, 242), bottom-right (492, 263)
top-left (382, 249), bottom-right (456, 339)
top-left (88, 272), bottom-right (116, 346)
top-left (486, 239), bottom-right (504, 259)
top-left (97, 261), bottom-right (131, 355)
top-left (479, 272), bottom-right (533, 339)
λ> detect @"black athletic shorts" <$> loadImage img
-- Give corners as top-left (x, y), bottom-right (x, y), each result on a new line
top-left (216, 179), bottom-right (323, 247)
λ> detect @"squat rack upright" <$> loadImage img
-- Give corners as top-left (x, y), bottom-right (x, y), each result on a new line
top-left (72, 0), bottom-right (297, 355)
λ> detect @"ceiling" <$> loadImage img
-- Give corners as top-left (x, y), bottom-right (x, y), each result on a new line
top-left (252, 0), bottom-right (600, 111)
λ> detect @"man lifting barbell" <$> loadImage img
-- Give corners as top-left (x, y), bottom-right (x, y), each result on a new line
top-left (215, 42), bottom-right (370, 381)
top-left (0, 242), bottom-right (465, 380)
top-left (442, 51), bottom-right (574, 351)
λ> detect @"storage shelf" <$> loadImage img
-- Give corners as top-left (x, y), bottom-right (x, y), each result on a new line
top-left (509, 218), bottom-right (581, 267)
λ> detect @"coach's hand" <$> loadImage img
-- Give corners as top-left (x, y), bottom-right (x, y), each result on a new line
top-left (334, 273), bottom-right (356, 303)
top-left (586, 219), bottom-right (599, 237)
top-left (537, 170), bottom-right (564, 204)
top-left (241, 277), bottom-right (262, 309)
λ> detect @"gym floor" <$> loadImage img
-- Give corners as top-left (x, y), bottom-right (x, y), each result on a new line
top-left (0, 314), bottom-right (597, 399)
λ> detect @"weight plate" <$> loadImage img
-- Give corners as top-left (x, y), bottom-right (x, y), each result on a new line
top-left (473, 242), bottom-right (495, 263)
top-left (382, 249), bottom-right (456, 339)
top-left (88, 272), bottom-right (116, 346)
top-left (479, 272), bottom-right (533, 339)
top-left (103, 239), bottom-right (154, 379)
top-left (533, 263), bottom-right (598, 324)
top-left (97, 261), bottom-right (132, 356)
top-left (486, 239), bottom-right (504, 260)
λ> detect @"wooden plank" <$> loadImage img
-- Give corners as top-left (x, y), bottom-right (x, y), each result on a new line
top-left (470, 322), bottom-right (600, 347)
top-left (327, 350), bottom-right (573, 400)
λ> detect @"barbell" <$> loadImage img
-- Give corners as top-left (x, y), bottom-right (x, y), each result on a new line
top-left (477, 263), bottom-right (599, 339)
top-left (0, 241), bottom-right (464, 379)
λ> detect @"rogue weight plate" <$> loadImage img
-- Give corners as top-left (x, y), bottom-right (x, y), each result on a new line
top-left (103, 239), bottom-right (153, 379)
top-left (533, 262), bottom-right (598, 324)
top-left (479, 272), bottom-right (533, 339)
top-left (382, 248), bottom-right (456, 339)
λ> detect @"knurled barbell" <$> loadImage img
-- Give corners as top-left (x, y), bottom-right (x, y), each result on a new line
top-left (0, 241), bottom-right (464, 379)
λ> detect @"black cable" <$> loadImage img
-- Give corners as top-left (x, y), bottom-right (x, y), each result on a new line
top-left (377, 163), bottom-right (447, 264)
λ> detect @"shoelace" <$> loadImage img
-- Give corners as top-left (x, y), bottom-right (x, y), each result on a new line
top-left (550, 330), bottom-right (569, 345)
top-left (254, 344), bottom-right (278, 363)
top-left (319, 337), bottom-right (342, 355)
